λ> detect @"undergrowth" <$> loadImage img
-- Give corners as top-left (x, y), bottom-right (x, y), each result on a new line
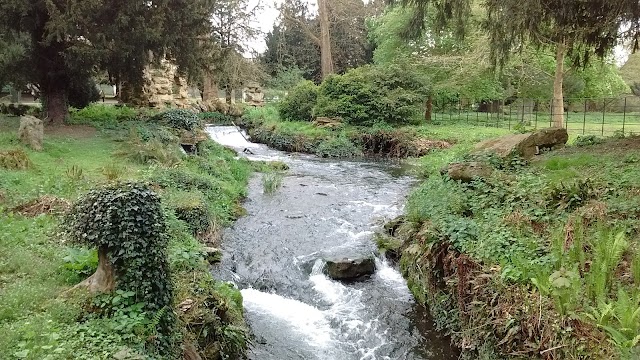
top-left (392, 135), bottom-right (640, 359)
top-left (242, 105), bottom-right (509, 158)
top-left (0, 112), bottom-right (251, 359)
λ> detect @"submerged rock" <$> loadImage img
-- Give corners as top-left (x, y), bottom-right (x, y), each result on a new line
top-left (324, 257), bottom-right (376, 280)
top-left (441, 161), bottom-right (493, 182)
top-left (474, 127), bottom-right (568, 159)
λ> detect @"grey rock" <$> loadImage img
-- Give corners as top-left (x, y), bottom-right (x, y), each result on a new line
top-left (325, 256), bottom-right (376, 280)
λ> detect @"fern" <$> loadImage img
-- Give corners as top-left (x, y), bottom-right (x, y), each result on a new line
top-left (631, 251), bottom-right (640, 286)
top-left (147, 306), bottom-right (168, 336)
top-left (612, 288), bottom-right (640, 336)
top-left (585, 230), bottom-right (628, 300)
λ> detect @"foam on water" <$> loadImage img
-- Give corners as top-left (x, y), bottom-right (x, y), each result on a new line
top-left (206, 126), bottom-right (258, 149)
top-left (241, 288), bottom-right (333, 347)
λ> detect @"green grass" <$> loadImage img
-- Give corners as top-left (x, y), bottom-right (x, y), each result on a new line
top-left (0, 114), bottom-right (251, 359)
top-left (430, 110), bottom-right (640, 139)
top-left (242, 106), bottom-right (512, 159)
top-left (398, 133), bottom-right (640, 359)
top-left (261, 171), bottom-right (284, 195)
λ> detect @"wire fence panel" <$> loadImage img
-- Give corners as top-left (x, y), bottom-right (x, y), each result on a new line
top-left (430, 96), bottom-right (640, 137)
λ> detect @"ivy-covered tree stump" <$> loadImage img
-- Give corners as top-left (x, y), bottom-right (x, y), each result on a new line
top-left (65, 182), bottom-right (175, 347)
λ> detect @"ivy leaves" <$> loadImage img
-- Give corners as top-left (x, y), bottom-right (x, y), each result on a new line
top-left (65, 182), bottom-right (175, 352)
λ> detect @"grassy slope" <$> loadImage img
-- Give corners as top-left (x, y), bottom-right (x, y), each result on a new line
top-left (393, 135), bottom-right (640, 359)
top-left (0, 113), bottom-right (251, 359)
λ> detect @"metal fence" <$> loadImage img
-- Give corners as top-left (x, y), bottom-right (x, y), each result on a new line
top-left (430, 96), bottom-right (640, 136)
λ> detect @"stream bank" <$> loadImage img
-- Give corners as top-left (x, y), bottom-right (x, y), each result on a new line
top-left (234, 107), bottom-right (456, 158)
top-left (379, 135), bottom-right (640, 359)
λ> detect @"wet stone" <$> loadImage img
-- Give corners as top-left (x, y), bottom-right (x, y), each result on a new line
top-left (324, 256), bottom-right (376, 280)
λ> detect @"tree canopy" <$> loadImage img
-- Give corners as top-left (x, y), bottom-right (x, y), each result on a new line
top-left (0, 0), bottom-right (212, 124)
top-left (261, 0), bottom-right (379, 83)
top-left (393, 0), bottom-right (640, 126)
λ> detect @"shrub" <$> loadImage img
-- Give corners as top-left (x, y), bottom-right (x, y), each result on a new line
top-left (70, 104), bottom-right (141, 125)
top-left (64, 182), bottom-right (175, 352)
top-left (199, 111), bottom-right (234, 125)
top-left (68, 77), bottom-right (101, 109)
top-left (315, 135), bottom-right (363, 158)
top-left (165, 191), bottom-right (212, 236)
top-left (574, 135), bottom-right (604, 147)
top-left (154, 109), bottom-right (200, 131)
top-left (313, 64), bottom-right (430, 126)
top-left (0, 149), bottom-right (32, 169)
top-left (116, 137), bottom-right (182, 166)
top-left (278, 80), bottom-right (319, 122)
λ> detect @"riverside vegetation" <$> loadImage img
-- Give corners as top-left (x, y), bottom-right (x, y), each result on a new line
top-left (225, 66), bottom-right (640, 358)
top-left (378, 134), bottom-right (640, 359)
top-left (0, 105), bottom-right (284, 359)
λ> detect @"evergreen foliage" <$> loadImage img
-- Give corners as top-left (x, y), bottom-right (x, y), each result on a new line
top-left (0, 0), bottom-right (212, 123)
top-left (313, 65), bottom-right (430, 126)
top-left (277, 81), bottom-right (319, 122)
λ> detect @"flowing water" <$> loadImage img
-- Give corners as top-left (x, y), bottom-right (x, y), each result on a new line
top-left (207, 126), bottom-right (457, 360)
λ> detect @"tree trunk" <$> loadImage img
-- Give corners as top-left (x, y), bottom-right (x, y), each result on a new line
top-left (552, 40), bottom-right (566, 128)
top-left (203, 74), bottom-right (219, 102)
top-left (74, 246), bottom-right (115, 294)
top-left (425, 95), bottom-right (433, 123)
top-left (225, 86), bottom-right (232, 104)
top-left (318, 0), bottom-right (334, 79)
top-left (43, 88), bottom-right (68, 126)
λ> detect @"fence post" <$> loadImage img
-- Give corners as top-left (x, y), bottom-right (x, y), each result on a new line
top-left (508, 101), bottom-right (512, 130)
top-left (583, 100), bottom-right (587, 135)
top-left (458, 98), bottom-right (462, 121)
top-left (549, 99), bottom-right (553, 127)
top-left (623, 97), bottom-right (627, 136)
top-left (521, 100), bottom-right (525, 125)
top-left (566, 101), bottom-right (569, 129)
top-left (535, 101), bottom-right (538, 129)
top-left (601, 98), bottom-right (606, 136)
top-left (476, 104), bottom-right (479, 125)
top-left (466, 103), bottom-right (470, 123)
top-left (486, 105), bottom-right (489, 127)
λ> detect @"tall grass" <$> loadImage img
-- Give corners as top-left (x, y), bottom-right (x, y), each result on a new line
top-left (261, 171), bottom-right (283, 195)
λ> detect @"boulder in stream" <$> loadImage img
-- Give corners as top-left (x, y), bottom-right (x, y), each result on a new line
top-left (325, 256), bottom-right (376, 280)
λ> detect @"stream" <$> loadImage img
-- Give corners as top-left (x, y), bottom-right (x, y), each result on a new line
top-left (207, 126), bottom-right (457, 360)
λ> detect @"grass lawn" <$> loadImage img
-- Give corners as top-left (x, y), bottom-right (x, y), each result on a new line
top-left (0, 112), bottom-right (252, 359)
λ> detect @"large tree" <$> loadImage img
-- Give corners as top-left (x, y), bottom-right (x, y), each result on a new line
top-left (0, 0), bottom-right (211, 124)
top-left (397, 0), bottom-right (640, 127)
top-left (262, 0), bottom-right (377, 82)
top-left (207, 0), bottom-right (262, 103)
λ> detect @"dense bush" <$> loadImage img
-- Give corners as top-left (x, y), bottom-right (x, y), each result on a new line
top-left (313, 65), bottom-right (430, 126)
top-left (199, 111), bottom-right (234, 125)
top-left (277, 80), bottom-right (319, 122)
top-left (70, 104), bottom-right (142, 125)
top-left (315, 136), bottom-right (363, 158)
top-left (68, 77), bottom-right (101, 109)
top-left (166, 191), bottom-right (212, 236)
top-left (154, 109), bottom-right (200, 131)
